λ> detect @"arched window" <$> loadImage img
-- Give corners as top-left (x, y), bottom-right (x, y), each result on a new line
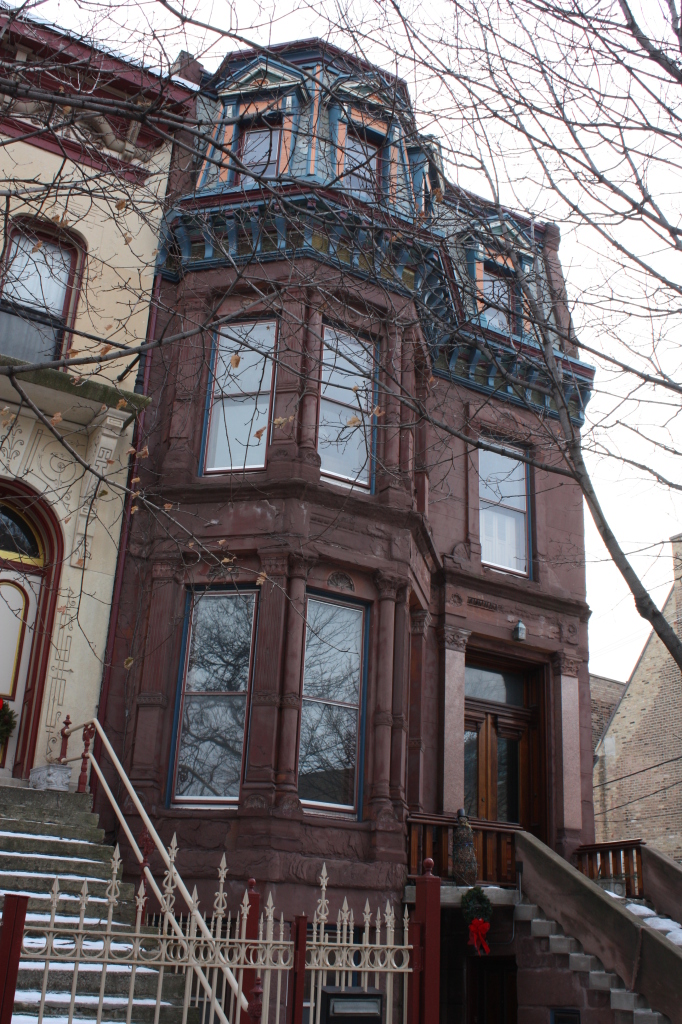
top-left (0, 488), bottom-right (62, 778)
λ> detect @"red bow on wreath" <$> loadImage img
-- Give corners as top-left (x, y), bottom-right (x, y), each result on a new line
top-left (468, 917), bottom-right (490, 956)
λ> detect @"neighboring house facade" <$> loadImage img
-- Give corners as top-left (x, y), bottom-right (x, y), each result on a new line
top-left (99, 38), bottom-right (594, 1010)
top-left (0, 12), bottom-right (192, 782)
top-left (589, 673), bottom-right (626, 753)
top-left (594, 535), bottom-right (682, 861)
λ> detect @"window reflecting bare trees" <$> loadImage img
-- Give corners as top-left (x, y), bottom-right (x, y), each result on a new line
top-left (298, 598), bottom-right (364, 808)
top-left (175, 591), bottom-right (256, 800)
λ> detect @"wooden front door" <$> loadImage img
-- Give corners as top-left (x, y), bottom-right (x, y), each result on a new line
top-left (463, 663), bottom-right (545, 837)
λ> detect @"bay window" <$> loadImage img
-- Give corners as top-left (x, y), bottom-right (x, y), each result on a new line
top-left (205, 320), bottom-right (276, 472)
top-left (174, 590), bottom-right (257, 801)
top-left (298, 596), bottom-right (365, 810)
top-left (318, 327), bottom-right (375, 487)
top-left (0, 227), bottom-right (77, 362)
top-left (479, 447), bottom-right (529, 574)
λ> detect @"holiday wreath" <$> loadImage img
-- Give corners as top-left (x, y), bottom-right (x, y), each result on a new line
top-left (461, 885), bottom-right (493, 955)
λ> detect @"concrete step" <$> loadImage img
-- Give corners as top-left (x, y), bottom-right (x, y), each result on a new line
top-left (611, 990), bottom-right (650, 1011)
top-left (589, 970), bottom-right (622, 991)
top-left (0, 891), bottom-right (138, 924)
top-left (0, 814), bottom-right (105, 844)
top-left (0, 849), bottom-right (113, 880)
top-left (0, 868), bottom-right (136, 902)
top-left (11, 991), bottom-right (200, 1023)
top-left (531, 918), bottom-right (559, 937)
top-left (569, 952), bottom-right (603, 972)
top-left (16, 964), bottom-right (187, 999)
top-left (632, 1012), bottom-right (671, 1023)
top-left (513, 903), bottom-right (539, 921)
top-left (549, 934), bottom-right (581, 954)
top-left (0, 828), bottom-right (111, 861)
top-left (0, 786), bottom-right (99, 830)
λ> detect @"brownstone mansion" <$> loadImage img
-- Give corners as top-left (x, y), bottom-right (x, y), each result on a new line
top-left (96, 39), bottom-right (613, 1019)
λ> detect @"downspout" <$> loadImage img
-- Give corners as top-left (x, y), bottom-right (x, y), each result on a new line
top-left (91, 272), bottom-right (160, 804)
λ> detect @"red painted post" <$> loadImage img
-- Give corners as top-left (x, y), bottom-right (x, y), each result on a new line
top-left (287, 914), bottom-right (307, 1024)
top-left (77, 724), bottom-right (95, 794)
top-left (406, 920), bottom-right (422, 1024)
top-left (0, 893), bottom-right (29, 1024)
top-left (243, 879), bottom-right (260, 1014)
top-left (414, 857), bottom-right (440, 1024)
top-left (58, 715), bottom-right (71, 762)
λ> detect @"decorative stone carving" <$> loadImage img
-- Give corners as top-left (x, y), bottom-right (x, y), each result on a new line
top-left (136, 692), bottom-right (168, 708)
top-left (553, 652), bottom-right (582, 676)
top-left (438, 627), bottom-right (471, 652)
top-left (251, 690), bottom-right (281, 707)
top-left (280, 693), bottom-right (301, 709)
top-left (327, 571), bottom-right (354, 592)
top-left (373, 572), bottom-right (403, 600)
top-left (258, 553), bottom-right (289, 579)
top-left (374, 710), bottom-right (393, 727)
top-left (468, 595), bottom-right (498, 611)
top-left (410, 610), bottom-right (431, 636)
top-left (30, 763), bottom-right (72, 791)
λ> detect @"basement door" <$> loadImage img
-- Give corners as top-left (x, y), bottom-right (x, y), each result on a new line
top-left (467, 956), bottom-right (517, 1024)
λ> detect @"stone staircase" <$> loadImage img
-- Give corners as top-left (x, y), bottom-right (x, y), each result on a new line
top-left (0, 783), bottom-right (196, 1023)
top-left (515, 901), bottom-right (671, 1022)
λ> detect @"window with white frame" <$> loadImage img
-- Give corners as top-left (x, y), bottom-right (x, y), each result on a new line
top-left (482, 266), bottom-right (514, 334)
top-left (344, 131), bottom-right (379, 201)
top-left (318, 327), bottom-right (374, 487)
top-left (479, 448), bottom-right (529, 574)
top-left (174, 590), bottom-right (257, 801)
top-left (298, 596), bottom-right (365, 809)
top-left (205, 320), bottom-right (276, 472)
top-left (0, 227), bottom-right (77, 362)
top-left (238, 126), bottom-right (281, 185)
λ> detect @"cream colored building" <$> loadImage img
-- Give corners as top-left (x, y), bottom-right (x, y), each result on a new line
top-left (0, 13), bottom-right (193, 783)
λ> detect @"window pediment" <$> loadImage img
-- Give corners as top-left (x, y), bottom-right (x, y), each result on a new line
top-left (217, 58), bottom-right (309, 102)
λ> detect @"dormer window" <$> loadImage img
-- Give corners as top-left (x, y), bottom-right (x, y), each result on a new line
top-left (482, 265), bottom-right (516, 334)
top-left (238, 125), bottom-right (281, 185)
top-left (344, 131), bottom-right (379, 201)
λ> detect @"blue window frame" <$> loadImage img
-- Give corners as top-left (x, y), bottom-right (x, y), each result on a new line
top-left (297, 591), bottom-right (369, 814)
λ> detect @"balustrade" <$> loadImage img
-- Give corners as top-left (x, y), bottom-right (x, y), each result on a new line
top-left (407, 814), bottom-right (519, 887)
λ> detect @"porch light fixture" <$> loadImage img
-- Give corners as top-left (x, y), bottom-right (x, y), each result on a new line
top-left (512, 619), bottom-right (527, 641)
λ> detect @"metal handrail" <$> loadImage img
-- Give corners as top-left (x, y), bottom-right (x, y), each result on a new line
top-left (60, 716), bottom-right (249, 1018)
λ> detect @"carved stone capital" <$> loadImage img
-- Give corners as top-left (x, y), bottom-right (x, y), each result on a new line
top-left (373, 571), bottom-right (403, 601)
top-left (553, 652), bottom-right (582, 677)
top-left (289, 553), bottom-right (313, 579)
top-left (374, 710), bottom-right (393, 728)
top-left (258, 551), bottom-right (289, 579)
top-left (152, 561), bottom-right (175, 581)
top-left (438, 626), bottom-right (471, 652)
top-left (410, 610), bottom-right (432, 636)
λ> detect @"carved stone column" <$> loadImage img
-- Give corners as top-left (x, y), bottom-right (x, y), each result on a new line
top-left (439, 625), bottom-right (471, 815)
top-left (131, 561), bottom-right (176, 795)
top-left (408, 609), bottom-right (431, 812)
top-left (553, 652), bottom-right (583, 845)
top-left (389, 585), bottom-right (411, 818)
top-left (274, 555), bottom-right (310, 814)
top-left (242, 552), bottom-right (289, 811)
top-left (371, 573), bottom-right (400, 814)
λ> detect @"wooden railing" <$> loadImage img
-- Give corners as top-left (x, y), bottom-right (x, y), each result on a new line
top-left (407, 814), bottom-right (520, 887)
top-left (573, 839), bottom-right (645, 898)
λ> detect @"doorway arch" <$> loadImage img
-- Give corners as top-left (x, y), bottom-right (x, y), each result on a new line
top-left (0, 481), bottom-right (62, 778)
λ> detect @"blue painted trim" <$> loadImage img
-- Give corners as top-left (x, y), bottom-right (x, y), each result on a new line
top-left (165, 590), bottom-right (192, 807)
top-left (526, 456), bottom-right (533, 582)
top-left (304, 587), bottom-right (371, 820)
top-left (198, 331), bottom-right (218, 475)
